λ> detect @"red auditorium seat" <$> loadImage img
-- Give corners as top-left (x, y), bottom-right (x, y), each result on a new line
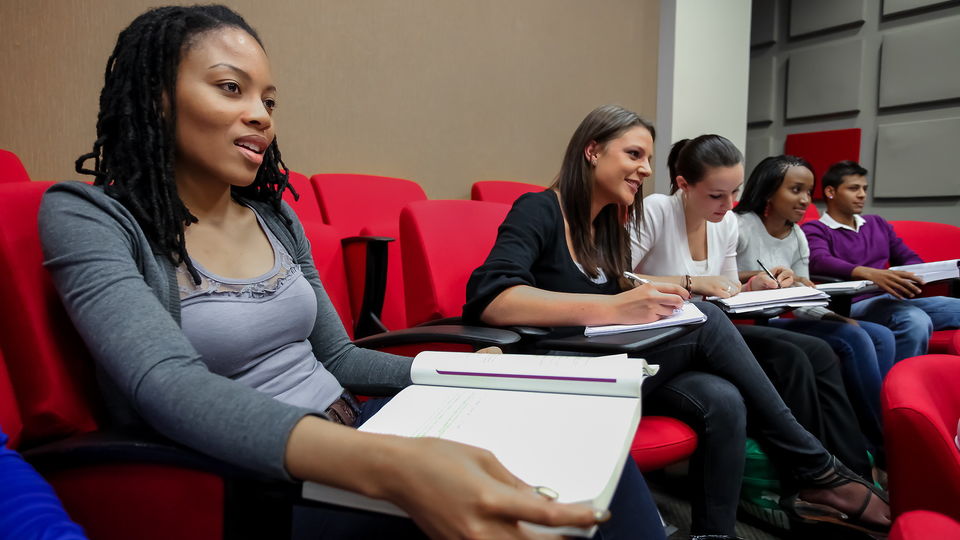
top-left (0, 181), bottom-right (517, 539)
top-left (882, 354), bottom-right (960, 522)
top-left (398, 199), bottom-right (697, 472)
top-left (0, 148), bottom-right (30, 183)
top-left (890, 511), bottom-right (960, 540)
top-left (281, 170), bottom-right (324, 225)
top-left (0, 350), bottom-right (23, 449)
top-left (784, 128), bottom-right (861, 201)
top-left (470, 180), bottom-right (546, 204)
top-left (0, 181), bottom-right (233, 540)
top-left (311, 173), bottom-right (428, 334)
top-left (799, 203), bottom-right (820, 224)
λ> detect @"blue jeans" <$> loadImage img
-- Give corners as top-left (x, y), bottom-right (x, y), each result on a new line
top-left (768, 318), bottom-right (895, 463)
top-left (851, 295), bottom-right (960, 361)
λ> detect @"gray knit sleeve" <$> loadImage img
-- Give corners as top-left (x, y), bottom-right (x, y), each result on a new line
top-left (278, 203), bottom-right (414, 395)
top-left (38, 184), bottom-right (315, 480)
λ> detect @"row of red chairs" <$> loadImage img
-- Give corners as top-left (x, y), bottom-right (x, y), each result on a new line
top-left (4, 150), bottom-right (960, 536)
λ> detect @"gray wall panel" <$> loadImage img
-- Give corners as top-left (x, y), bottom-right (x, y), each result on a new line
top-left (752, 0), bottom-right (778, 46)
top-left (883, 0), bottom-right (958, 16)
top-left (748, 55), bottom-right (776, 123)
top-left (874, 117), bottom-right (960, 197)
top-left (786, 40), bottom-right (863, 119)
top-left (879, 16), bottom-right (960, 108)
top-left (745, 133), bottom-right (776, 179)
top-left (790, 0), bottom-right (866, 37)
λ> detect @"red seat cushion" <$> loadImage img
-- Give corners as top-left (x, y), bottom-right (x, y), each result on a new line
top-left (0, 149), bottom-right (30, 184)
top-left (47, 464), bottom-right (223, 540)
top-left (929, 330), bottom-right (960, 355)
top-left (630, 416), bottom-right (697, 471)
top-left (784, 128), bottom-right (861, 201)
top-left (891, 511), bottom-right (960, 540)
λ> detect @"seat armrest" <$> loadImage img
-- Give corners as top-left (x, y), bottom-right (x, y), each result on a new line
top-left (809, 274), bottom-right (843, 284)
top-left (534, 324), bottom-right (700, 354)
top-left (417, 316), bottom-right (550, 337)
top-left (23, 430), bottom-right (279, 482)
top-left (353, 324), bottom-right (521, 350)
top-left (341, 235), bottom-right (394, 338)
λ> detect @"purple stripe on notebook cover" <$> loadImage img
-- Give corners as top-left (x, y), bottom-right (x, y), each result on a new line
top-left (436, 370), bottom-right (616, 383)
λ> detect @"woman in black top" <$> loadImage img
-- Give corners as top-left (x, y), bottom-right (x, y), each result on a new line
top-left (465, 105), bottom-right (890, 539)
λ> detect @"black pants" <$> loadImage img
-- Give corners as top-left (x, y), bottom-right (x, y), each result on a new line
top-left (638, 302), bottom-right (835, 536)
top-left (737, 325), bottom-right (872, 478)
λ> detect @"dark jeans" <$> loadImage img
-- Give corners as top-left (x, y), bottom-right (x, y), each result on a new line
top-left (769, 318), bottom-right (895, 466)
top-left (636, 302), bottom-right (833, 536)
top-left (736, 325), bottom-right (873, 478)
top-left (292, 405), bottom-right (666, 539)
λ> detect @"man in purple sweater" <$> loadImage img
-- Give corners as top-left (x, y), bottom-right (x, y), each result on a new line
top-left (801, 161), bottom-right (960, 361)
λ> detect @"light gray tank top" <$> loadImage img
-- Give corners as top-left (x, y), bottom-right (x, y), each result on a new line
top-left (177, 209), bottom-right (344, 411)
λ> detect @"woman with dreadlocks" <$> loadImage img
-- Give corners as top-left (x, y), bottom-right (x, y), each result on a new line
top-left (38, 5), bottom-right (664, 539)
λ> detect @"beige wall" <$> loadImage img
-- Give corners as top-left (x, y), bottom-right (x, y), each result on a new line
top-left (0, 0), bottom-right (660, 199)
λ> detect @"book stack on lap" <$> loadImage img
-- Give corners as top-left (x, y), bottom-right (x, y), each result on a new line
top-left (585, 302), bottom-right (708, 337)
top-left (302, 351), bottom-right (653, 537)
top-left (709, 286), bottom-right (829, 314)
top-left (890, 259), bottom-right (960, 283)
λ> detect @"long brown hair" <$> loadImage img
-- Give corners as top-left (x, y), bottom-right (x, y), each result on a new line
top-left (550, 104), bottom-right (655, 280)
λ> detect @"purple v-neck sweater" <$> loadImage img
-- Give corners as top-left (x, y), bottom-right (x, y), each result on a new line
top-left (801, 214), bottom-right (922, 279)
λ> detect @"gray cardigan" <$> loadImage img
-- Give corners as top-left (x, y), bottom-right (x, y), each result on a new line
top-left (38, 182), bottom-right (413, 480)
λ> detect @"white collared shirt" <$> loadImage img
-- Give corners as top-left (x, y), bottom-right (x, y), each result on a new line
top-left (820, 212), bottom-right (866, 233)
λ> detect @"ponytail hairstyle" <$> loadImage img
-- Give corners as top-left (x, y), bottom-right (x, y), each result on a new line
top-left (550, 104), bottom-right (655, 280)
top-left (76, 5), bottom-right (292, 283)
top-left (735, 155), bottom-right (814, 217)
top-left (666, 134), bottom-right (743, 194)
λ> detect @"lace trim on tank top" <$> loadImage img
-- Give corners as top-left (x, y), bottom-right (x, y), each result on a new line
top-left (177, 211), bottom-right (302, 302)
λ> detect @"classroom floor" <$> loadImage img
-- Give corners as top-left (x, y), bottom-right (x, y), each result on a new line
top-left (649, 479), bottom-right (880, 540)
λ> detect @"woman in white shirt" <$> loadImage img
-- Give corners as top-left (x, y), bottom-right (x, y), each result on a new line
top-left (631, 135), bottom-right (881, 509)
top-left (734, 155), bottom-right (896, 472)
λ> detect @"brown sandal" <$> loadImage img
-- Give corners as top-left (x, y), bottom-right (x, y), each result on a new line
top-left (782, 456), bottom-right (890, 538)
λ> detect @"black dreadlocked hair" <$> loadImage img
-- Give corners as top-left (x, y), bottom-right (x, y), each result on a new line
top-left (76, 5), bottom-right (294, 284)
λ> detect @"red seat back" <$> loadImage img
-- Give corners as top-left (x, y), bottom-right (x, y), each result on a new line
top-left (0, 349), bottom-right (23, 448)
top-left (311, 174), bottom-right (428, 330)
top-left (300, 222), bottom-right (356, 339)
top-left (470, 181), bottom-right (546, 204)
top-left (889, 220), bottom-right (960, 263)
top-left (882, 354), bottom-right (960, 521)
top-left (799, 203), bottom-right (820, 224)
top-left (0, 181), bottom-right (100, 445)
top-left (400, 200), bottom-right (510, 326)
top-left (311, 173), bottom-right (427, 235)
top-left (281, 170), bottom-right (324, 225)
top-left (784, 128), bottom-right (861, 201)
top-left (0, 149), bottom-right (30, 184)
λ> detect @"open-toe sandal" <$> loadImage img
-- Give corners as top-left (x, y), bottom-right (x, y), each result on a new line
top-left (781, 457), bottom-right (890, 538)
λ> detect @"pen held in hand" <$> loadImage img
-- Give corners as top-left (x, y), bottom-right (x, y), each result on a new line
top-left (755, 259), bottom-right (781, 289)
